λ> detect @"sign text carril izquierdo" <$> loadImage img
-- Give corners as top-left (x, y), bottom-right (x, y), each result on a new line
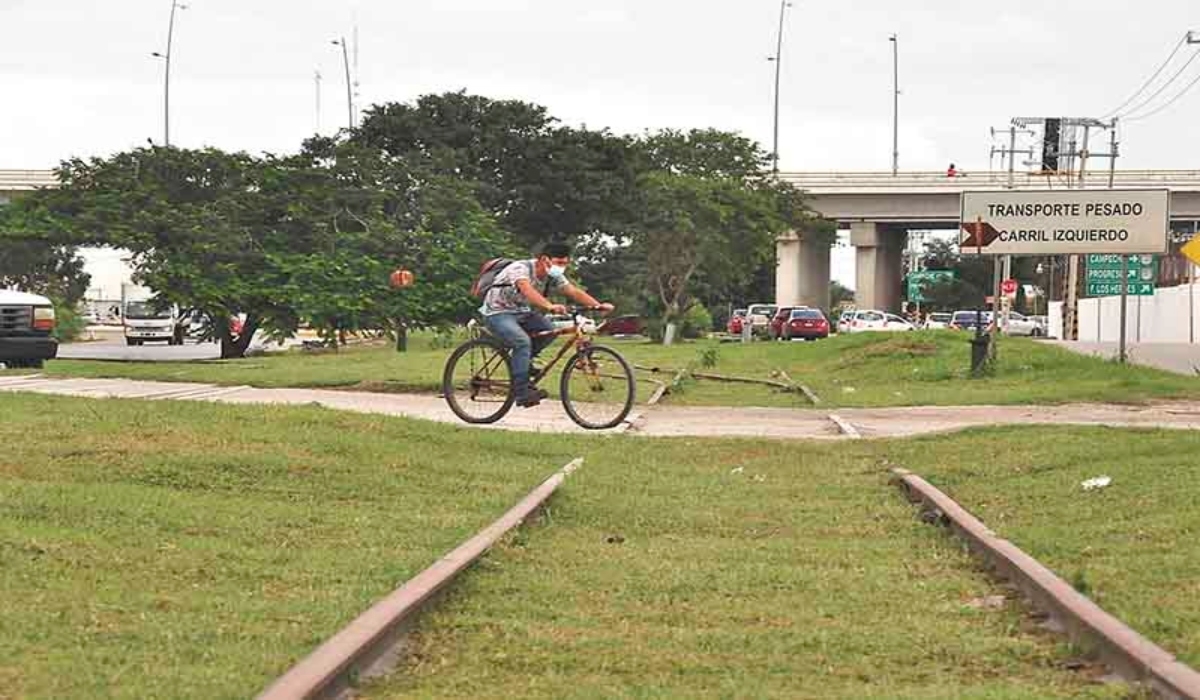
top-left (959, 189), bottom-right (1169, 255)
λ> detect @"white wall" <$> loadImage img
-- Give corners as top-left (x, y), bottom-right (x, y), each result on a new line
top-left (1078, 282), bottom-right (1200, 343)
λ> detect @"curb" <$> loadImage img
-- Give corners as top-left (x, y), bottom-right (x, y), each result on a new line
top-left (890, 467), bottom-right (1200, 700)
top-left (257, 458), bottom-right (584, 700)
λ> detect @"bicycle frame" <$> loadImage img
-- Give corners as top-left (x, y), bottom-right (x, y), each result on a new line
top-left (526, 312), bottom-right (609, 386)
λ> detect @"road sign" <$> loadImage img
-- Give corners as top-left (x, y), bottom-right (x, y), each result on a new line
top-left (1085, 254), bottom-right (1157, 297)
top-left (959, 189), bottom-right (1170, 255)
top-left (1001, 278), bottom-right (1018, 297)
top-left (905, 270), bottom-right (955, 302)
top-left (1183, 236), bottom-right (1200, 268)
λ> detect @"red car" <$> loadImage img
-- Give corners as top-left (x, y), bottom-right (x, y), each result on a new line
top-left (726, 308), bottom-right (747, 335)
top-left (768, 307), bottom-right (797, 340)
top-left (783, 308), bottom-right (830, 340)
top-left (600, 315), bottom-right (645, 336)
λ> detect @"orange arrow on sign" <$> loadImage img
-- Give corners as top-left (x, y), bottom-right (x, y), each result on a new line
top-left (960, 221), bottom-right (1001, 248)
top-left (1182, 236), bottom-right (1200, 268)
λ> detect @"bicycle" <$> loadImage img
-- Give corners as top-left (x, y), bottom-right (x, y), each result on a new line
top-left (441, 307), bottom-right (636, 430)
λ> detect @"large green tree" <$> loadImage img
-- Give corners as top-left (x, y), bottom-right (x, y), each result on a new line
top-left (18, 144), bottom-right (512, 357)
top-left (0, 203), bottom-right (90, 304)
top-left (628, 169), bottom-right (809, 343)
top-left (350, 91), bottom-right (639, 249)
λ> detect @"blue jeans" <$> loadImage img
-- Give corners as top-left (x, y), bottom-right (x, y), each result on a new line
top-left (483, 312), bottom-right (556, 397)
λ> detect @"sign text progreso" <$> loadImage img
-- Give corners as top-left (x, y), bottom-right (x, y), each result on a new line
top-left (960, 189), bottom-right (1169, 255)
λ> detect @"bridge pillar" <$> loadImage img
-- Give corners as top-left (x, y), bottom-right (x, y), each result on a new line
top-left (775, 231), bottom-right (831, 309)
top-left (851, 222), bottom-right (906, 312)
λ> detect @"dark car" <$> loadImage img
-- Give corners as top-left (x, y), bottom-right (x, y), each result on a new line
top-left (949, 310), bottom-right (993, 332)
top-left (768, 306), bottom-right (798, 340)
top-left (601, 314), bottom-right (645, 337)
top-left (783, 308), bottom-right (829, 340)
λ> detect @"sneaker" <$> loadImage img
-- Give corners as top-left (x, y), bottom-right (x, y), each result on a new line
top-left (516, 386), bottom-right (549, 408)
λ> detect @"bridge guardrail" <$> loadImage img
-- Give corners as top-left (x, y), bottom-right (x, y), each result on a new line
top-left (777, 170), bottom-right (1200, 192)
top-left (0, 170), bottom-right (59, 190)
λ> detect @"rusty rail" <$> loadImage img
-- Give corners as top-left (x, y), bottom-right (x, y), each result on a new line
top-left (891, 467), bottom-right (1200, 700)
top-left (257, 458), bottom-right (584, 700)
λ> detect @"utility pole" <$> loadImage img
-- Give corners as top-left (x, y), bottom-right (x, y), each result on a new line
top-left (1012, 116), bottom-right (1114, 341)
top-left (151, 1), bottom-right (188, 146)
top-left (768, 0), bottom-right (791, 173)
top-left (331, 37), bottom-right (354, 130)
top-left (314, 70), bottom-right (322, 133)
top-left (890, 34), bottom-right (899, 176)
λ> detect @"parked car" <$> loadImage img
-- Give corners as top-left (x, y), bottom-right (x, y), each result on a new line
top-left (0, 289), bottom-right (58, 369)
top-left (768, 306), bottom-right (798, 340)
top-left (846, 309), bottom-right (915, 332)
top-left (949, 310), bottom-right (994, 332)
top-left (783, 308), bottom-right (830, 340)
top-left (601, 314), bottom-right (645, 336)
top-left (923, 312), bottom-right (953, 330)
top-left (1000, 312), bottom-right (1045, 337)
top-left (726, 308), bottom-right (747, 335)
top-left (745, 303), bottom-right (776, 336)
top-left (836, 310), bottom-right (855, 334)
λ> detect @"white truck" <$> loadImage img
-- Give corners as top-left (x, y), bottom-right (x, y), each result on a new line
top-left (123, 299), bottom-right (184, 346)
top-left (0, 289), bottom-right (58, 368)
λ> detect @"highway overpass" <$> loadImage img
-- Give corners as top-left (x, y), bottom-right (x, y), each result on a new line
top-left (0, 170), bottom-right (57, 205)
top-left (774, 170), bottom-right (1200, 311)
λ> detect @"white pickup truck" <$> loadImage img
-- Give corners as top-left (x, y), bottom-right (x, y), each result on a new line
top-left (0, 289), bottom-right (58, 369)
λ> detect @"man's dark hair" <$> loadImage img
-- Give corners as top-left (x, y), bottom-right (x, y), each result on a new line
top-left (540, 241), bottom-right (572, 258)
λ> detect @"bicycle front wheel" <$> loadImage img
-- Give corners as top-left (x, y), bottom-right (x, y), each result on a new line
top-left (442, 338), bottom-right (515, 424)
top-left (559, 344), bottom-right (636, 430)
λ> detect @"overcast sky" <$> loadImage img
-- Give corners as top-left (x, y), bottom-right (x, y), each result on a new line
top-left (4, 0), bottom-right (1198, 292)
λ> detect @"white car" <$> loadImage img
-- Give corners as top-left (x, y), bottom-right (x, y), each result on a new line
top-left (845, 309), bottom-right (915, 333)
top-left (1001, 312), bottom-right (1045, 337)
top-left (836, 310), bottom-right (855, 334)
top-left (745, 303), bottom-right (777, 336)
top-left (923, 312), bottom-right (953, 330)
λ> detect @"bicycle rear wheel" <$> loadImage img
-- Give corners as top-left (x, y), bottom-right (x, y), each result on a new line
top-left (559, 344), bottom-right (635, 430)
top-left (442, 338), bottom-right (515, 424)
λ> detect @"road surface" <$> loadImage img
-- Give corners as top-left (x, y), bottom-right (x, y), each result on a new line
top-left (3, 375), bottom-right (1200, 440)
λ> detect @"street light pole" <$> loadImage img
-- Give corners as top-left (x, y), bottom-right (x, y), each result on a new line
top-left (767, 0), bottom-right (791, 173)
top-left (151, 1), bottom-right (187, 146)
top-left (332, 37), bottom-right (354, 130)
top-left (890, 34), bottom-right (898, 176)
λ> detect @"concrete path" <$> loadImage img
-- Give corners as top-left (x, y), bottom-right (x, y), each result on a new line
top-left (1052, 341), bottom-right (1200, 376)
top-left (5, 375), bottom-right (1200, 440)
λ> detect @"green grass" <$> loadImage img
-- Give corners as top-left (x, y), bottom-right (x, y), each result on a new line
top-left (0, 392), bottom-right (566, 700)
top-left (0, 393), bottom-right (1145, 699)
top-left (48, 330), bottom-right (1200, 409)
top-left (366, 426), bottom-right (1200, 699)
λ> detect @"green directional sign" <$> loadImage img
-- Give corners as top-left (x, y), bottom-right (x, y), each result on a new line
top-left (1085, 254), bottom-right (1157, 297)
top-left (905, 270), bottom-right (955, 302)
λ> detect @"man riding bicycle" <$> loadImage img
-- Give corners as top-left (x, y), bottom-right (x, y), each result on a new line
top-left (480, 241), bottom-right (614, 408)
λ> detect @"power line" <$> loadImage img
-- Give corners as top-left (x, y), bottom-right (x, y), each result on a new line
top-left (1101, 32), bottom-right (1189, 118)
top-left (1116, 41), bottom-right (1200, 119)
top-left (1123, 67), bottom-right (1200, 121)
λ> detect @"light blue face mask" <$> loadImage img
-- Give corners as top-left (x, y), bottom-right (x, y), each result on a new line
top-left (548, 264), bottom-right (567, 279)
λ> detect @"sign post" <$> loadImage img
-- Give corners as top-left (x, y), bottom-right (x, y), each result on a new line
top-left (1180, 235), bottom-right (1200, 345)
top-left (960, 189), bottom-right (1169, 356)
top-left (1086, 254), bottom-right (1157, 362)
